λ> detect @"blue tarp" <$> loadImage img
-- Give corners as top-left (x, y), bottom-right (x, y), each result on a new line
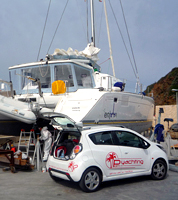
top-left (154, 123), bottom-right (164, 142)
top-left (114, 82), bottom-right (124, 91)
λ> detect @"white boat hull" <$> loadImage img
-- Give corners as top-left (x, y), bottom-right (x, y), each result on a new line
top-left (0, 89), bottom-right (153, 135)
top-left (54, 89), bottom-right (154, 133)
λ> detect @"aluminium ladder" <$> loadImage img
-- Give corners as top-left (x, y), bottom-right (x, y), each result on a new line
top-left (17, 129), bottom-right (36, 157)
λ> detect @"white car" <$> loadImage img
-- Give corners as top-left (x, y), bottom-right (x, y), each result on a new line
top-left (44, 113), bottom-right (169, 192)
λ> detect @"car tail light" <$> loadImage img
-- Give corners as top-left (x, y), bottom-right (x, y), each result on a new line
top-left (74, 145), bottom-right (82, 154)
top-left (70, 145), bottom-right (82, 159)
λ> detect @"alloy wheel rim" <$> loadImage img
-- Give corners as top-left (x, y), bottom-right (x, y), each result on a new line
top-left (153, 163), bottom-right (165, 178)
top-left (84, 171), bottom-right (100, 190)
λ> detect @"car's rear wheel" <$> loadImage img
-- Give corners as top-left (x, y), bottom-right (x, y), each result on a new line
top-left (151, 159), bottom-right (167, 180)
top-left (79, 167), bottom-right (102, 192)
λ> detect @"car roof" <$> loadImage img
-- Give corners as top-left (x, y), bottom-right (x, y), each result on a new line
top-left (82, 125), bottom-right (132, 134)
top-left (80, 125), bottom-right (151, 142)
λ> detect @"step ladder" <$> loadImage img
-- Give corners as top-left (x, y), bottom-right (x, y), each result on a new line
top-left (18, 129), bottom-right (36, 157)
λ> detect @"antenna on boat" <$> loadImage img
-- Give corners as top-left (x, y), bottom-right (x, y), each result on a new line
top-left (103, 0), bottom-right (115, 77)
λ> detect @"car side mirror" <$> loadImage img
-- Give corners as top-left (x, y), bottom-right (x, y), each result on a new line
top-left (141, 141), bottom-right (150, 149)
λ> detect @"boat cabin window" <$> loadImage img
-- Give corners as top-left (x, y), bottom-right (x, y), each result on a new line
top-left (54, 65), bottom-right (74, 87)
top-left (74, 65), bottom-right (93, 88)
top-left (21, 65), bottom-right (51, 89)
top-left (9, 61), bottom-right (94, 95)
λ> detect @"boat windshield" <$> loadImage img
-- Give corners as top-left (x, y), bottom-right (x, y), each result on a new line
top-left (9, 62), bottom-right (94, 95)
top-left (22, 65), bottom-right (51, 90)
top-left (54, 64), bottom-right (74, 87)
top-left (74, 64), bottom-right (93, 88)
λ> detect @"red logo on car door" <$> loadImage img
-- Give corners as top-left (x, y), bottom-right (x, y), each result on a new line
top-left (105, 152), bottom-right (144, 169)
top-left (105, 152), bottom-right (119, 169)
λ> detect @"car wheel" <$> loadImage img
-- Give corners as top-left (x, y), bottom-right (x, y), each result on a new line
top-left (151, 159), bottom-right (167, 180)
top-left (79, 167), bottom-right (102, 192)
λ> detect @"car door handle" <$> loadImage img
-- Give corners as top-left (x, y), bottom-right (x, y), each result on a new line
top-left (125, 152), bottom-right (129, 154)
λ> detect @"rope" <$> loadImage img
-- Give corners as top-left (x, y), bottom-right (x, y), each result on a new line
top-left (38, 62), bottom-right (49, 78)
top-left (75, 0), bottom-right (88, 44)
top-left (47, 0), bottom-right (69, 54)
top-left (119, 0), bottom-right (139, 77)
top-left (99, 58), bottom-right (110, 65)
top-left (108, 0), bottom-right (137, 79)
top-left (37, 0), bottom-right (52, 61)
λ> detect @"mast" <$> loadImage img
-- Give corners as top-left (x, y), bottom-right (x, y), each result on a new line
top-left (103, 0), bottom-right (115, 77)
top-left (90, 0), bottom-right (95, 46)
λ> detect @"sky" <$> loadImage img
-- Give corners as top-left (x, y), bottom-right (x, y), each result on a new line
top-left (0, 0), bottom-right (178, 92)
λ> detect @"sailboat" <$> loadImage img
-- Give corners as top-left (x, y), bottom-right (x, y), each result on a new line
top-left (0, 0), bottom-right (154, 136)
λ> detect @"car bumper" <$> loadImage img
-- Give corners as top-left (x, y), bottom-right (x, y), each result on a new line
top-left (49, 167), bottom-right (74, 181)
top-left (47, 155), bottom-right (88, 182)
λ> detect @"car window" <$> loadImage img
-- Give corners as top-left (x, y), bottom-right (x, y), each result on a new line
top-left (89, 131), bottom-right (114, 145)
top-left (115, 131), bottom-right (144, 148)
top-left (171, 123), bottom-right (178, 131)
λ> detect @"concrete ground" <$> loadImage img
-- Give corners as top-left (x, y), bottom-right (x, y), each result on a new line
top-left (0, 164), bottom-right (178, 200)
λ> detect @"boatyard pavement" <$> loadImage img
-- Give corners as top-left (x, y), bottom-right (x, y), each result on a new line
top-left (0, 166), bottom-right (178, 200)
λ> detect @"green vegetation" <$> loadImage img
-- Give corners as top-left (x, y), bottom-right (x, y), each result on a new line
top-left (144, 67), bottom-right (178, 105)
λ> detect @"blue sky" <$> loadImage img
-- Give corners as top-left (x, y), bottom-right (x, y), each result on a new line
top-left (1, 0), bottom-right (178, 92)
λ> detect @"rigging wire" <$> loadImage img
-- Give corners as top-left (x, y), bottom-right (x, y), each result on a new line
top-left (86, 0), bottom-right (89, 43)
top-left (119, 0), bottom-right (139, 77)
top-left (97, 2), bottom-right (104, 48)
top-left (108, 0), bottom-right (137, 79)
top-left (37, 0), bottom-right (52, 61)
top-left (76, 0), bottom-right (88, 44)
top-left (47, 0), bottom-right (69, 54)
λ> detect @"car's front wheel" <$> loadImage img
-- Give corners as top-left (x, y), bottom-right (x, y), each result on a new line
top-left (151, 159), bottom-right (167, 180)
top-left (79, 167), bottom-right (102, 192)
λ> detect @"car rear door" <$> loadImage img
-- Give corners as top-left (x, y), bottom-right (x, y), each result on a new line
top-left (88, 131), bottom-right (123, 177)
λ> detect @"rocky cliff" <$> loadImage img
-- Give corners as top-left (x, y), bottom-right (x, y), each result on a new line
top-left (145, 67), bottom-right (178, 105)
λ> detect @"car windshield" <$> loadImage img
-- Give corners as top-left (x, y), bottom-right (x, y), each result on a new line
top-left (53, 117), bottom-right (75, 126)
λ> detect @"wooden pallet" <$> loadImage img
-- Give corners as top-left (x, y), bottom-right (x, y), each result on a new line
top-left (0, 151), bottom-right (34, 170)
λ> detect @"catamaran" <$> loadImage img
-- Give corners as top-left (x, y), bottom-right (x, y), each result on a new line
top-left (0, 0), bottom-right (154, 136)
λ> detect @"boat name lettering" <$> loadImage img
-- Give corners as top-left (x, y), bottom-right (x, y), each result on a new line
top-left (104, 111), bottom-right (117, 119)
top-left (72, 107), bottom-right (80, 111)
top-left (72, 107), bottom-right (80, 109)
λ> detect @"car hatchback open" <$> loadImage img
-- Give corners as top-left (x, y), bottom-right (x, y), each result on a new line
top-left (43, 112), bottom-right (169, 192)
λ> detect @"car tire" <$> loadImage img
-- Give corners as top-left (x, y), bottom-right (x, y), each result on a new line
top-left (151, 159), bottom-right (167, 180)
top-left (79, 167), bottom-right (102, 192)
